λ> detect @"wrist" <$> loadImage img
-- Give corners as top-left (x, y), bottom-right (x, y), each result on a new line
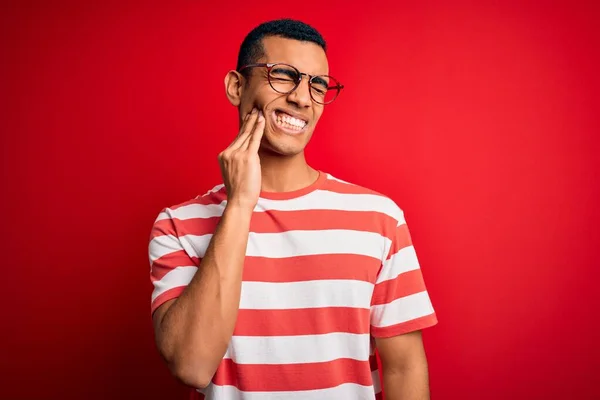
top-left (223, 202), bottom-right (255, 222)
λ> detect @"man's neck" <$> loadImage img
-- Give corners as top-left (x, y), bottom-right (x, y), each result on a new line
top-left (258, 150), bottom-right (319, 193)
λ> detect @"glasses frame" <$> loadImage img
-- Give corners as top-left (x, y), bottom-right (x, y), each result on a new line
top-left (238, 62), bottom-right (344, 105)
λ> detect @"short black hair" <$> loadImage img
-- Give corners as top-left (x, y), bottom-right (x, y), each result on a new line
top-left (236, 19), bottom-right (326, 72)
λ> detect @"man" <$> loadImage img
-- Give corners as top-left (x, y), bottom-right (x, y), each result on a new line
top-left (148, 19), bottom-right (437, 399)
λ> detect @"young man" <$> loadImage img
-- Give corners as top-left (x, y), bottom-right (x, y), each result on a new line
top-left (149, 19), bottom-right (437, 400)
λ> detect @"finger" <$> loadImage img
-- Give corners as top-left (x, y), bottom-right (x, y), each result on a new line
top-left (239, 110), bottom-right (264, 151)
top-left (227, 110), bottom-right (256, 150)
top-left (247, 112), bottom-right (266, 153)
top-left (227, 109), bottom-right (258, 150)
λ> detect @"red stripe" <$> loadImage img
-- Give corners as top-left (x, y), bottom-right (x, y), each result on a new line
top-left (370, 313), bottom-right (438, 338)
top-left (151, 251), bottom-right (380, 284)
top-left (322, 178), bottom-right (385, 196)
top-left (167, 175), bottom-right (386, 213)
top-left (371, 269), bottom-right (428, 306)
top-left (163, 175), bottom-right (393, 213)
top-left (387, 223), bottom-right (412, 259)
top-left (234, 307), bottom-right (371, 336)
top-left (151, 216), bottom-right (220, 240)
top-left (151, 286), bottom-right (185, 314)
top-left (170, 188), bottom-right (227, 209)
top-left (212, 358), bottom-right (374, 391)
top-left (151, 250), bottom-right (199, 281)
top-left (152, 208), bottom-right (398, 240)
top-left (243, 253), bottom-right (381, 283)
top-left (250, 209), bottom-right (397, 236)
top-left (151, 218), bottom-right (176, 239)
top-left (375, 391), bottom-right (384, 400)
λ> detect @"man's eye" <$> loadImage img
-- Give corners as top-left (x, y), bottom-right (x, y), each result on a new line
top-left (271, 69), bottom-right (298, 81)
top-left (311, 78), bottom-right (329, 94)
top-left (311, 77), bottom-right (329, 87)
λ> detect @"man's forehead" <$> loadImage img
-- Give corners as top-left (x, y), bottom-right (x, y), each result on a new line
top-left (261, 36), bottom-right (329, 75)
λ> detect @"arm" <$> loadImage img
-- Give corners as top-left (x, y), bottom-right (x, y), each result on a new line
top-left (375, 331), bottom-right (430, 400)
top-left (152, 204), bottom-right (253, 388)
top-left (370, 206), bottom-right (437, 398)
top-left (151, 109), bottom-right (265, 388)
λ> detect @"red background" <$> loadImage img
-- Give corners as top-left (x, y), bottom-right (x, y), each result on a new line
top-left (2, 1), bottom-right (599, 399)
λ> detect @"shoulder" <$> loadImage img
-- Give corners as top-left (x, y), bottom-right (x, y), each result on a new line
top-left (151, 182), bottom-right (227, 230)
top-left (321, 172), bottom-right (406, 225)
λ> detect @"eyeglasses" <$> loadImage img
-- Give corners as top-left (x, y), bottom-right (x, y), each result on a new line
top-left (238, 62), bottom-right (344, 105)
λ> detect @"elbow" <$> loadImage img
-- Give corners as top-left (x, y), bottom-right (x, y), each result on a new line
top-left (161, 348), bottom-right (215, 389)
top-left (155, 329), bottom-right (222, 389)
top-left (169, 362), bottom-right (213, 389)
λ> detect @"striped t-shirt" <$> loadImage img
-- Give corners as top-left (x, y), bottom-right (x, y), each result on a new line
top-left (148, 171), bottom-right (437, 400)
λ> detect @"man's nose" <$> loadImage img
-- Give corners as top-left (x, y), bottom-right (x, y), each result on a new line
top-left (286, 75), bottom-right (312, 108)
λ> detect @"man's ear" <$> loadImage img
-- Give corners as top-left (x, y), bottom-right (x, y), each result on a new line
top-left (224, 70), bottom-right (244, 106)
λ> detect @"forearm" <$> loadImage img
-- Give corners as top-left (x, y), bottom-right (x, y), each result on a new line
top-left (156, 204), bottom-right (253, 386)
top-left (382, 362), bottom-right (430, 400)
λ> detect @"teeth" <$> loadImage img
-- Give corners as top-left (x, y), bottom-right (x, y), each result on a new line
top-left (275, 112), bottom-right (307, 131)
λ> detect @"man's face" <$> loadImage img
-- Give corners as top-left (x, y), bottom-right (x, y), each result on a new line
top-left (238, 36), bottom-right (329, 157)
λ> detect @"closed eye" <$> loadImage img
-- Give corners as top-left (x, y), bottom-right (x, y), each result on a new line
top-left (270, 67), bottom-right (299, 81)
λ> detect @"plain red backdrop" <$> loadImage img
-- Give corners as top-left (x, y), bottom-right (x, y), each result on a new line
top-left (2, 1), bottom-right (599, 399)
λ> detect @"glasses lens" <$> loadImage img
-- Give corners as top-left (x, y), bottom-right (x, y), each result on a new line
top-left (268, 64), bottom-right (300, 94)
top-left (310, 75), bottom-right (340, 104)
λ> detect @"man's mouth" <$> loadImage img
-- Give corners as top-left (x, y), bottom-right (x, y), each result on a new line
top-left (272, 110), bottom-right (308, 132)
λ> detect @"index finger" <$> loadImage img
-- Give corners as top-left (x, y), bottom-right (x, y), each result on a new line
top-left (227, 109), bottom-right (258, 150)
top-left (247, 113), bottom-right (265, 153)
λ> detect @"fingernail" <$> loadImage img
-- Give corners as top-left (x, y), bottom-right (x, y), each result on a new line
top-left (258, 110), bottom-right (263, 118)
top-left (252, 108), bottom-right (257, 114)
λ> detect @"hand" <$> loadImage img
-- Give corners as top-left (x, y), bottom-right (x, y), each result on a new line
top-left (218, 108), bottom-right (265, 211)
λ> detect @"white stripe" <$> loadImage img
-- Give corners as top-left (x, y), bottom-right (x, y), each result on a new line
top-left (198, 184), bottom-right (225, 198)
top-left (159, 182), bottom-right (225, 220)
top-left (177, 229), bottom-right (390, 261)
top-left (154, 211), bottom-right (170, 222)
top-left (257, 190), bottom-right (402, 220)
top-left (224, 332), bottom-right (371, 364)
top-left (179, 233), bottom-right (211, 258)
top-left (166, 190), bottom-right (404, 223)
top-left (240, 280), bottom-right (374, 310)
top-left (200, 382), bottom-right (379, 400)
top-left (149, 233), bottom-right (211, 265)
top-left (167, 202), bottom-right (227, 220)
top-left (246, 229), bottom-right (389, 260)
top-left (149, 234), bottom-right (182, 264)
top-left (151, 266), bottom-right (197, 302)
top-left (375, 245), bottom-right (421, 284)
top-left (370, 291), bottom-right (434, 328)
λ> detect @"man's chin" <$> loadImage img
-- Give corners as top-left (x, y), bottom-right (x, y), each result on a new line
top-left (260, 135), bottom-right (306, 157)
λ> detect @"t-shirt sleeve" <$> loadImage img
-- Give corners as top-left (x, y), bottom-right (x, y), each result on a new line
top-left (148, 209), bottom-right (199, 315)
top-left (370, 208), bottom-right (437, 337)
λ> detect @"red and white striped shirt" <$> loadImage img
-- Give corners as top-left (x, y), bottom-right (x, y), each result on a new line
top-left (149, 171), bottom-right (437, 399)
